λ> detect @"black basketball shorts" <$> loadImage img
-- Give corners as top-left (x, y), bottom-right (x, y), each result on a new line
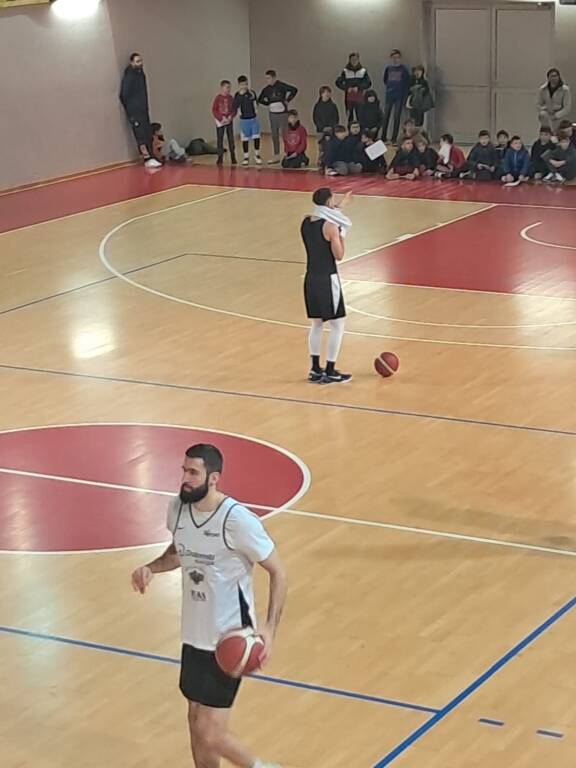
top-left (179, 644), bottom-right (241, 708)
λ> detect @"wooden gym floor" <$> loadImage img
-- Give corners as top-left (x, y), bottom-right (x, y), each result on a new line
top-left (1, 165), bottom-right (576, 768)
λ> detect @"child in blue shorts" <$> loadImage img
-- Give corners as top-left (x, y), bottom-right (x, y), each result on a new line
top-left (233, 75), bottom-right (262, 166)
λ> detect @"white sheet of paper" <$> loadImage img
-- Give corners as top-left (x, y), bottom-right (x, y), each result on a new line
top-left (365, 140), bottom-right (387, 161)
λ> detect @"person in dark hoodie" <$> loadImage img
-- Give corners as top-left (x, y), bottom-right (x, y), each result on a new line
top-left (530, 126), bottom-right (554, 180)
top-left (359, 90), bottom-right (383, 139)
top-left (119, 53), bottom-right (161, 168)
top-left (382, 49), bottom-right (411, 144)
top-left (413, 135), bottom-right (438, 177)
top-left (407, 65), bottom-right (434, 128)
top-left (336, 53), bottom-right (372, 124)
top-left (325, 125), bottom-right (363, 176)
top-left (359, 131), bottom-right (387, 173)
top-left (543, 133), bottom-right (576, 183)
top-left (501, 135), bottom-right (530, 183)
top-left (387, 136), bottom-right (419, 180)
top-left (460, 130), bottom-right (498, 180)
top-left (313, 86), bottom-right (340, 169)
top-left (258, 69), bottom-right (298, 164)
top-left (282, 110), bottom-right (309, 168)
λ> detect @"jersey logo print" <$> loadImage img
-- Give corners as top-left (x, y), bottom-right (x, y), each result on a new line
top-left (188, 570), bottom-right (205, 585)
top-left (203, 529), bottom-right (220, 538)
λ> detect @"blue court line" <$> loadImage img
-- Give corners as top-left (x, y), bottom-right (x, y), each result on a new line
top-left (478, 717), bottom-right (505, 727)
top-left (2, 363), bottom-right (576, 441)
top-left (0, 624), bottom-right (438, 716)
top-left (537, 729), bottom-right (564, 739)
top-left (373, 595), bottom-right (576, 767)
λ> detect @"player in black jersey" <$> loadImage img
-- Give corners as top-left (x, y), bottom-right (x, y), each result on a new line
top-left (301, 188), bottom-right (352, 384)
top-left (233, 76), bottom-right (262, 166)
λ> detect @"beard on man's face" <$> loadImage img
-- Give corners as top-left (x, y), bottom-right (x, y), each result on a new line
top-left (179, 478), bottom-right (209, 504)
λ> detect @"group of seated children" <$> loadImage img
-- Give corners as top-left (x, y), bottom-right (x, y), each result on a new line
top-left (460, 124), bottom-right (576, 184)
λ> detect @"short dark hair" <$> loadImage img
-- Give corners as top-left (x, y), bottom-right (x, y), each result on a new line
top-left (440, 133), bottom-right (454, 144)
top-left (265, 69), bottom-right (277, 78)
top-left (334, 124), bottom-right (347, 133)
top-left (312, 187), bottom-right (333, 206)
top-left (510, 135), bottom-right (522, 143)
top-left (391, 49), bottom-right (402, 56)
top-left (130, 52), bottom-right (141, 62)
top-left (349, 120), bottom-right (360, 127)
top-left (288, 108), bottom-right (298, 117)
top-left (185, 444), bottom-right (223, 476)
top-left (478, 130), bottom-right (490, 138)
top-left (319, 85), bottom-right (332, 95)
top-left (540, 126), bottom-right (552, 134)
top-left (497, 129), bottom-right (509, 138)
top-left (151, 122), bottom-right (162, 132)
top-left (237, 75), bottom-right (248, 83)
top-left (558, 119), bottom-right (573, 130)
top-left (220, 79), bottom-right (231, 87)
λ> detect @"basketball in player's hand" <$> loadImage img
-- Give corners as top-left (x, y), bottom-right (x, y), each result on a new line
top-left (215, 628), bottom-right (265, 678)
top-left (374, 351), bottom-right (399, 378)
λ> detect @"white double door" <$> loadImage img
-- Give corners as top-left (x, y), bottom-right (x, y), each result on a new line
top-left (428, 1), bottom-right (554, 142)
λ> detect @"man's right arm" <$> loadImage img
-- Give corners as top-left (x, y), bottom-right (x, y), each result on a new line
top-left (131, 543), bottom-right (180, 594)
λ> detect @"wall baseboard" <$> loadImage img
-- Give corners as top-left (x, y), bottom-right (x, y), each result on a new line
top-left (0, 159), bottom-right (139, 197)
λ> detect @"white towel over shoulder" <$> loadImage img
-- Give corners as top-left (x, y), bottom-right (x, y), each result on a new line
top-left (313, 206), bottom-right (353, 238)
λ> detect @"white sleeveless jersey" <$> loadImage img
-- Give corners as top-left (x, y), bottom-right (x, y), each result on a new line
top-left (167, 496), bottom-right (274, 651)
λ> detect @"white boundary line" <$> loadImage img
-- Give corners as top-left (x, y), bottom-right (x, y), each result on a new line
top-left (1, 462), bottom-right (574, 559)
top-left (346, 300), bottom-right (576, 330)
top-left (521, 222), bottom-right (576, 251)
top-left (98, 193), bottom-right (576, 352)
top-left (0, 421), bottom-right (311, 556)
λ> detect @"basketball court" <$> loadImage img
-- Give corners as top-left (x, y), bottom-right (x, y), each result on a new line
top-left (2, 165), bottom-right (576, 768)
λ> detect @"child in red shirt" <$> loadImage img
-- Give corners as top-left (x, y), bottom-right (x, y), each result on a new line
top-left (282, 110), bottom-right (310, 168)
top-left (212, 79), bottom-right (237, 166)
top-left (435, 133), bottom-right (466, 178)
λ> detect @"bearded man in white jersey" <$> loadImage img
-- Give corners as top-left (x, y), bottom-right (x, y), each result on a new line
top-left (131, 444), bottom-right (287, 768)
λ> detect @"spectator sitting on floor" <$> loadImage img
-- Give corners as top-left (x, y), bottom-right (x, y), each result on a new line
top-left (413, 135), bottom-right (438, 177)
top-left (359, 90), bottom-right (383, 139)
top-left (358, 130), bottom-right (387, 173)
top-left (530, 126), bottom-right (555, 180)
top-left (387, 136), bottom-right (419, 180)
top-left (495, 129), bottom-right (510, 176)
top-left (435, 133), bottom-right (466, 178)
top-left (460, 130), bottom-right (498, 180)
top-left (501, 135), bottom-right (530, 183)
top-left (325, 124), bottom-right (363, 176)
top-left (151, 123), bottom-right (188, 164)
top-left (543, 133), bottom-right (576, 183)
top-left (282, 109), bottom-right (309, 168)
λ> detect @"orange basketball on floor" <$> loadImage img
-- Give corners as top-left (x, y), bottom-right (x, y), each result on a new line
top-left (215, 627), bottom-right (264, 678)
top-left (374, 351), bottom-right (400, 378)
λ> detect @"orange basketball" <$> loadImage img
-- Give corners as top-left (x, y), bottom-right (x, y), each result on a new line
top-left (374, 351), bottom-right (400, 378)
top-left (215, 627), bottom-right (264, 678)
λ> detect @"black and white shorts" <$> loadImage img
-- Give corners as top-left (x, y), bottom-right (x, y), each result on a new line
top-left (179, 644), bottom-right (241, 709)
top-left (304, 273), bottom-right (346, 321)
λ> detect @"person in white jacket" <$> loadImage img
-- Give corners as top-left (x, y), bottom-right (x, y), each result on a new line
top-left (538, 68), bottom-right (572, 132)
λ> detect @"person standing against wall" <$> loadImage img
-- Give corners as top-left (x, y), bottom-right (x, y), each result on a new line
top-left (537, 68), bottom-right (572, 133)
top-left (336, 53), bottom-right (372, 124)
top-left (258, 70), bottom-right (298, 165)
top-left (382, 49), bottom-right (411, 145)
top-left (119, 53), bottom-right (161, 169)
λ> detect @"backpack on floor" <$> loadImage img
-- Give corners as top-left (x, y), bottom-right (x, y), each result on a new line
top-left (186, 138), bottom-right (219, 156)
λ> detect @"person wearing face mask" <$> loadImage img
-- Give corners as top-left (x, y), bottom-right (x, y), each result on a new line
top-left (119, 52), bottom-right (161, 168)
top-left (131, 443), bottom-right (287, 768)
top-left (538, 68), bottom-right (572, 133)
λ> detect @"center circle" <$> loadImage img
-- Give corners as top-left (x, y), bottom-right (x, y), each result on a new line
top-left (0, 423), bottom-right (310, 553)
